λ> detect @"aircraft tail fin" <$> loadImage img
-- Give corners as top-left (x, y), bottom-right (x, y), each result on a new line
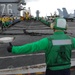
top-left (62, 8), bottom-right (69, 18)
top-left (74, 10), bottom-right (75, 17)
top-left (57, 9), bottom-right (63, 17)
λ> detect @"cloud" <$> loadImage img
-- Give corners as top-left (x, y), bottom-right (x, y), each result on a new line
top-left (25, 0), bottom-right (39, 2)
top-left (25, 0), bottom-right (75, 16)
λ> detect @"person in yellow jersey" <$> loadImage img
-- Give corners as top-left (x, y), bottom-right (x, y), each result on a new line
top-left (2, 15), bottom-right (6, 27)
top-left (7, 17), bottom-right (75, 75)
top-left (0, 16), bottom-right (3, 31)
top-left (25, 12), bottom-right (30, 20)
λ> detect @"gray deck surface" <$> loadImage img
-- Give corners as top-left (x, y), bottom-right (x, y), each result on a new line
top-left (0, 20), bottom-right (75, 75)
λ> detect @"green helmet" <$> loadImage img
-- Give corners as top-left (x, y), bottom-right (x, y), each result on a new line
top-left (52, 17), bottom-right (67, 30)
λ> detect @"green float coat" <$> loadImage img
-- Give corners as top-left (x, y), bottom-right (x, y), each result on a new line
top-left (12, 31), bottom-right (75, 70)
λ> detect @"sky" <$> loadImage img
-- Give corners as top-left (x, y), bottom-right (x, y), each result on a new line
top-left (25, 0), bottom-right (75, 17)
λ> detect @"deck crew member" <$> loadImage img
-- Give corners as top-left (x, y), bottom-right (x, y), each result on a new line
top-left (7, 17), bottom-right (75, 75)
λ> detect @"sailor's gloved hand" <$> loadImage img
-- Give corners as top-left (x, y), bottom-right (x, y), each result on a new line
top-left (7, 45), bottom-right (12, 52)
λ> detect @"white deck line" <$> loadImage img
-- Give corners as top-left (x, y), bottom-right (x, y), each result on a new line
top-left (0, 63), bottom-right (46, 74)
top-left (0, 58), bottom-right (75, 74)
top-left (0, 50), bottom-right (75, 74)
top-left (0, 50), bottom-right (75, 59)
top-left (0, 53), bottom-right (45, 59)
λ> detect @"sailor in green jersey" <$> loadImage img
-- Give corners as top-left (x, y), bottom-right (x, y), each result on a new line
top-left (7, 17), bottom-right (75, 75)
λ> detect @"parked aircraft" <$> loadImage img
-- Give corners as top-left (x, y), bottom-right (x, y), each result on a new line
top-left (57, 8), bottom-right (75, 21)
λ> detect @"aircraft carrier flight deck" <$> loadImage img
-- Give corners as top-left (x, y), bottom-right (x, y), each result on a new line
top-left (0, 0), bottom-right (75, 75)
top-left (0, 20), bottom-right (75, 75)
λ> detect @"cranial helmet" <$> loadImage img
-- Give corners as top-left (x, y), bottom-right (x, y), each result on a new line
top-left (51, 17), bottom-right (67, 30)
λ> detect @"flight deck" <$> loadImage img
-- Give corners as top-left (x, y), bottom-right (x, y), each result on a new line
top-left (0, 20), bottom-right (75, 75)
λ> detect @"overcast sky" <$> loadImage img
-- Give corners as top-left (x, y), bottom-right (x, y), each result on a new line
top-left (25, 0), bottom-right (75, 17)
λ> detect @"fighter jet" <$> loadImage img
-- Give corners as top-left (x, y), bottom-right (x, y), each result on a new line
top-left (62, 8), bottom-right (75, 21)
top-left (57, 8), bottom-right (75, 22)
